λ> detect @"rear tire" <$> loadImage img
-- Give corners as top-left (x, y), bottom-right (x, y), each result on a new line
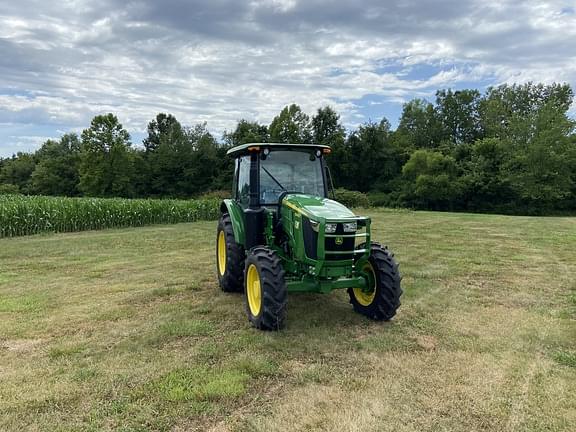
top-left (348, 243), bottom-right (402, 321)
top-left (216, 213), bottom-right (245, 293)
top-left (244, 246), bottom-right (287, 330)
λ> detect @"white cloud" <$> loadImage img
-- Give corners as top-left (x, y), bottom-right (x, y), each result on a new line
top-left (0, 0), bottom-right (575, 156)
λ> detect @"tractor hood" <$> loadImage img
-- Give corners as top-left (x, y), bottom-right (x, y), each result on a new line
top-left (282, 194), bottom-right (356, 220)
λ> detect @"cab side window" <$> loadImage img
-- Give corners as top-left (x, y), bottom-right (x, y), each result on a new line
top-left (237, 156), bottom-right (250, 206)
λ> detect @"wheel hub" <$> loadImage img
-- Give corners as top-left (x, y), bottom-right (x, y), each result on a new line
top-left (217, 230), bottom-right (226, 276)
top-left (353, 262), bottom-right (376, 306)
top-left (246, 264), bottom-right (262, 316)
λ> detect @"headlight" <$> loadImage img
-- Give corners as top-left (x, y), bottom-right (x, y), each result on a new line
top-left (309, 220), bottom-right (320, 232)
top-left (325, 223), bottom-right (337, 233)
top-left (343, 222), bottom-right (357, 232)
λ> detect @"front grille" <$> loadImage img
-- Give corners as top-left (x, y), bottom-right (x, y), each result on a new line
top-left (302, 217), bottom-right (318, 259)
top-left (325, 223), bottom-right (354, 260)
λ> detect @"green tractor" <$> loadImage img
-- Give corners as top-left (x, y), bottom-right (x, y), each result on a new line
top-left (216, 143), bottom-right (402, 330)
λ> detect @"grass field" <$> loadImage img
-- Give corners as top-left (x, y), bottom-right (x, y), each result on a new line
top-left (1, 209), bottom-right (575, 431)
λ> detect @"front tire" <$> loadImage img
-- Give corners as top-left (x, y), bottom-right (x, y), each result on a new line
top-left (244, 247), bottom-right (287, 330)
top-left (348, 243), bottom-right (402, 321)
top-left (216, 213), bottom-right (245, 292)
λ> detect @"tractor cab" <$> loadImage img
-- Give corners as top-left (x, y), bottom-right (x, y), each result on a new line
top-left (230, 143), bottom-right (329, 210)
top-left (216, 143), bottom-right (402, 330)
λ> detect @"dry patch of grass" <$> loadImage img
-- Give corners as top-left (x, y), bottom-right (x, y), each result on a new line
top-left (0, 210), bottom-right (575, 431)
top-left (245, 351), bottom-right (575, 432)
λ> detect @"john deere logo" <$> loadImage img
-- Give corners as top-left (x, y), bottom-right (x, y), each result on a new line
top-left (335, 236), bottom-right (343, 245)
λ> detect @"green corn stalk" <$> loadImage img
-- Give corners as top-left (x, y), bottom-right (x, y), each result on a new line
top-left (0, 195), bottom-right (221, 238)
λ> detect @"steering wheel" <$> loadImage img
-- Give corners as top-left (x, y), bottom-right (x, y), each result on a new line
top-left (277, 190), bottom-right (302, 207)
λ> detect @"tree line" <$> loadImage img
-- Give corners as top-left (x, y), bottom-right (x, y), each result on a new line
top-left (1, 82), bottom-right (575, 215)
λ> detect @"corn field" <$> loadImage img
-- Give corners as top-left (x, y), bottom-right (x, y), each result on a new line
top-left (0, 195), bottom-right (221, 238)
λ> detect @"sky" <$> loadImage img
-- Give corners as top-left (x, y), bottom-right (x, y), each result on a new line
top-left (1, 0), bottom-right (575, 157)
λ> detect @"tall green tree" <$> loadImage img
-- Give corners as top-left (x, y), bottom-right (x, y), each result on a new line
top-left (186, 126), bottom-right (222, 194)
top-left (401, 149), bottom-right (462, 210)
top-left (508, 102), bottom-right (576, 211)
top-left (0, 152), bottom-right (36, 194)
top-left (30, 134), bottom-right (81, 196)
top-left (141, 116), bottom-right (231, 197)
top-left (480, 82), bottom-right (573, 142)
top-left (142, 113), bottom-right (190, 196)
top-left (458, 138), bottom-right (515, 211)
top-left (79, 114), bottom-right (134, 197)
top-left (311, 106), bottom-right (345, 146)
top-left (337, 119), bottom-right (401, 192)
top-left (269, 104), bottom-right (312, 143)
top-left (223, 120), bottom-right (268, 146)
top-left (312, 106), bottom-right (347, 191)
top-left (435, 89), bottom-right (482, 145)
top-left (143, 113), bottom-right (185, 153)
top-left (477, 83), bottom-right (576, 211)
top-left (395, 99), bottom-right (443, 150)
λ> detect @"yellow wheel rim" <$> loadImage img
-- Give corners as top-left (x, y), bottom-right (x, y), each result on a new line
top-left (353, 262), bottom-right (377, 306)
top-left (217, 231), bottom-right (226, 276)
top-left (246, 264), bottom-right (261, 316)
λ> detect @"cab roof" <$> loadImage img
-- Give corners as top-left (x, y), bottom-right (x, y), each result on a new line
top-left (226, 142), bottom-right (331, 158)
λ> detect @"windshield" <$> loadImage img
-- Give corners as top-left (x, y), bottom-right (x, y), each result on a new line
top-left (260, 150), bottom-right (325, 204)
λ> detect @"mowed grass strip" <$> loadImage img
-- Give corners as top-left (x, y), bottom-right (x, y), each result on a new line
top-left (0, 210), bottom-right (574, 431)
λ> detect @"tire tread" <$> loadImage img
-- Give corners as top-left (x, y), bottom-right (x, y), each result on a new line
top-left (217, 213), bottom-right (245, 292)
top-left (245, 246), bottom-right (287, 330)
top-left (348, 242), bottom-right (402, 321)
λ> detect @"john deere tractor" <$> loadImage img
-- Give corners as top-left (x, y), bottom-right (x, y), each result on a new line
top-left (216, 143), bottom-right (402, 330)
